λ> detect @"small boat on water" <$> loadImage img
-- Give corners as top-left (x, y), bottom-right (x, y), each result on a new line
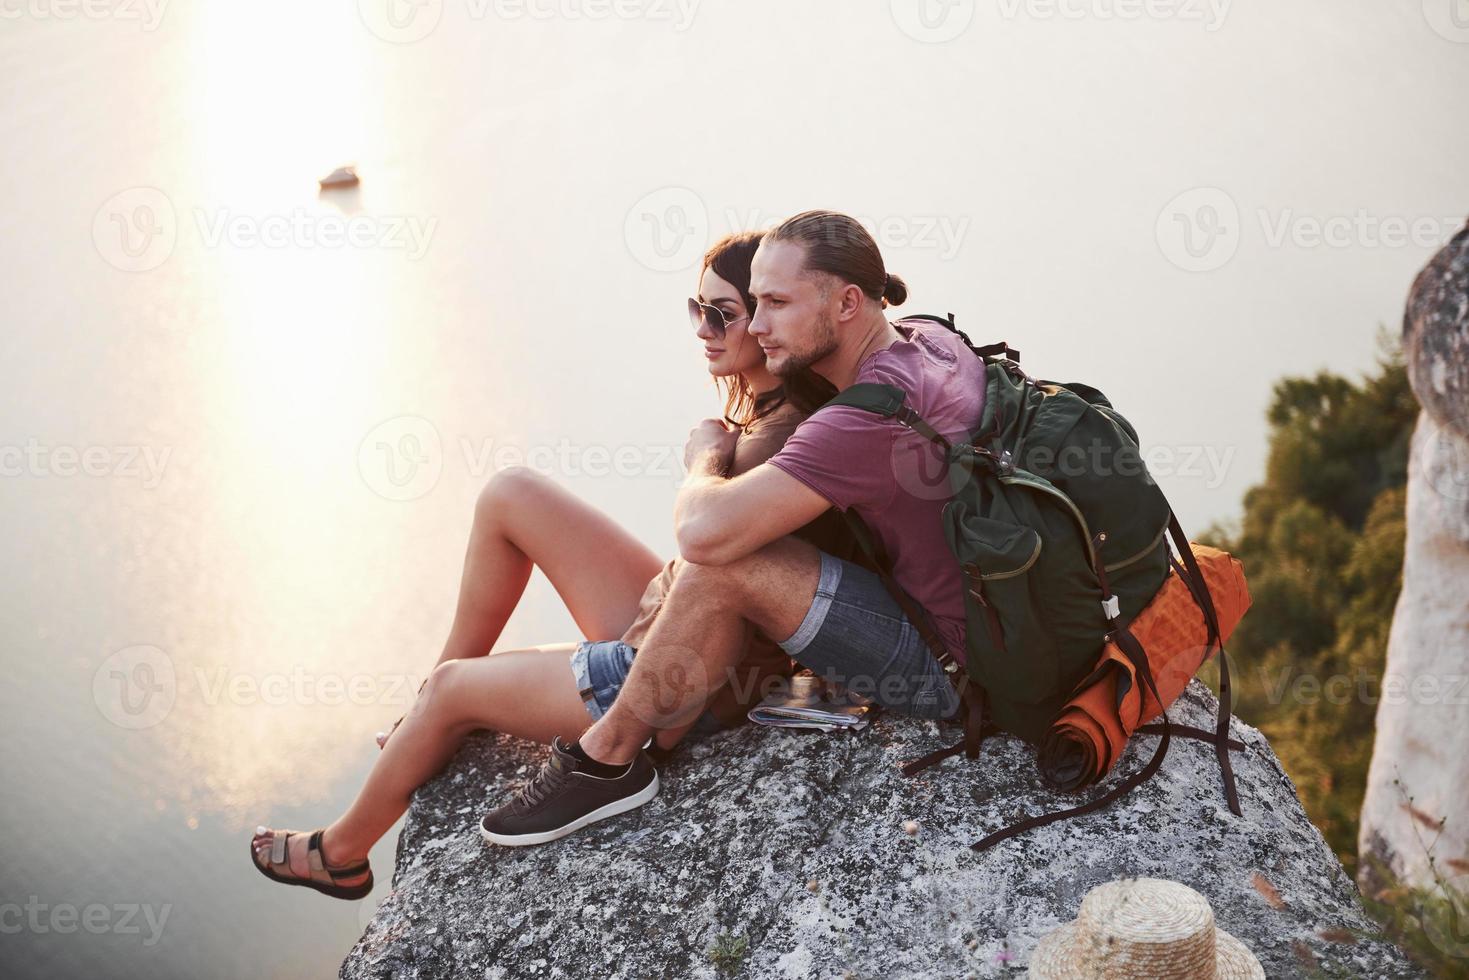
top-left (319, 165), bottom-right (359, 189)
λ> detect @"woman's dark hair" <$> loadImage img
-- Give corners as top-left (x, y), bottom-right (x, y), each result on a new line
top-left (704, 231), bottom-right (839, 429)
top-left (767, 209), bottom-right (907, 308)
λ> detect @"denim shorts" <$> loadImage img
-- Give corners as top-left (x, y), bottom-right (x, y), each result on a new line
top-left (777, 550), bottom-right (961, 720)
top-left (569, 640), bottom-right (726, 736)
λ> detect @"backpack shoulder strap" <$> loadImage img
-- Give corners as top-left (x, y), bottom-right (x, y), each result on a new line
top-left (823, 383), bottom-right (952, 450)
top-left (837, 508), bottom-right (958, 677)
top-left (840, 507), bottom-right (996, 769)
top-left (896, 313), bottom-right (1023, 365)
top-left (823, 382), bottom-right (907, 416)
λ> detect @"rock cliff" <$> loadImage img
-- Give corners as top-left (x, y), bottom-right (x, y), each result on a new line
top-left (343, 681), bottom-right (1418, 978)
top-left (1360, 218), bottom-right (1469, 893)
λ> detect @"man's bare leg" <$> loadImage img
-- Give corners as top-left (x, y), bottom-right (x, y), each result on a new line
top-left (579, 537), bottom-right (824, 765)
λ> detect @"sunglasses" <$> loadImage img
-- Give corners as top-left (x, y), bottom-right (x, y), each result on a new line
top-left (687, 297), bottom-right (750, 339)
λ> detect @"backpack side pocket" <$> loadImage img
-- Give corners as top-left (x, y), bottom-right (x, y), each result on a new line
top-left (944, 501), bottom-right (1056, 704)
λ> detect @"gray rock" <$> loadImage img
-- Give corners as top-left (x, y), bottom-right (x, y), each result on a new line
top-left (1403, 217), bottom-right (1469, 438)
top-left (343, 682), bottom-right (1419, 979)
top-left (1359, 220), bottom-right (1469, 894)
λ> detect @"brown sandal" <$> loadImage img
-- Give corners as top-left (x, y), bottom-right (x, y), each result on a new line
top-left (250, 828), bottom-right (373, 901)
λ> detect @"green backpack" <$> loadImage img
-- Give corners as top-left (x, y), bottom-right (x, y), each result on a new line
top-left (824, 314), bottom-right (1240, 849)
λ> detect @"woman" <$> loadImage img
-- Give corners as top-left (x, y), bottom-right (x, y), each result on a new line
top-left (249, 231), bottom-right (866, 900)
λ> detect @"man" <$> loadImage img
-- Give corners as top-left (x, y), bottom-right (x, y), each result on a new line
top-left (479, 210), bottom-right (988, 845)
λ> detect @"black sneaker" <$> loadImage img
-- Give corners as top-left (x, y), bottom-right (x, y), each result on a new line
top-left (479, 736), bottom-right (659, 846)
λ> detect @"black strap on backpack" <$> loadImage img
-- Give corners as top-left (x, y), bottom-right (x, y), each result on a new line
top-left (837, 509), bottom-right (997, 769)
top-left (965, 516), bottom-right (1243, 851)
top-left (1164, 513), bottom-right (1243, 816)
top-left (823, 321), bottom-right (1243, 848)
top-left (899, 312), bottom-right (1022, 366)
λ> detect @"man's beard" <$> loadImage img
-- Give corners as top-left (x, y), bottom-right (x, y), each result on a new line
top-left (770, 308), bottom-right (839, 378)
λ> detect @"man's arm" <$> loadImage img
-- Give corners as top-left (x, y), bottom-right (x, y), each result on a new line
top-left (674, 458), bottom-right (833, 566)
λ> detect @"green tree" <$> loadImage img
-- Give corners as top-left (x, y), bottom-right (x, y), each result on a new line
top-left (1199, 333), bottom-right (1417, 878)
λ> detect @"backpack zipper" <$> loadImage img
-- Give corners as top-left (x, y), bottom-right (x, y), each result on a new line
top-left (998, 474), bottom-right (1097, 569)
top-left (975, 535), bottom-right (1043, 581)
top-left (1103, 521), bottom-right (1169, 573)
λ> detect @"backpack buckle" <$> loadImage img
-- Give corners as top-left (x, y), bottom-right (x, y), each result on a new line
top-left (969, 446), bottom-right (1015, 477)
top-left (1101, 594), bottom-right (1120, 619)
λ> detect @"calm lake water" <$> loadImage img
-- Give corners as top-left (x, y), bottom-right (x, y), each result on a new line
top-left (2, 2), bottom-right (1465, 976)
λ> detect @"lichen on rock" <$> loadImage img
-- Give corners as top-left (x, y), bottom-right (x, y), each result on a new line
top-left (342, 681), bottom-right (1417, 978)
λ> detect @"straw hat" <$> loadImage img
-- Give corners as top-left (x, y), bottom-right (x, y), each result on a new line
top-left (1029, 878), bottom-right (1264, 979)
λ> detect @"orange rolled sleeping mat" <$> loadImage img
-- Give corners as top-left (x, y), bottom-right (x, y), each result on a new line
top-left (1039, 543), bottom-right (1251, 792)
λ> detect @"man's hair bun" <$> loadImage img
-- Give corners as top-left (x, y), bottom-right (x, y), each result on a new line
top-left (882, 273), bottom-right (908, 307)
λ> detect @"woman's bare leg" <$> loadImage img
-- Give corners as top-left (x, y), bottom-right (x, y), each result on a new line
top-left (377, 467), bottom-right (666, 748)
top-left (258, 644), bottom-right (592, 872)
top-left (437, 467), bottom-right (666, 666)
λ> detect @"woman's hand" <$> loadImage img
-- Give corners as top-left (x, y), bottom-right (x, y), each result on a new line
top-left (684, 418), bottom-right (739, 476)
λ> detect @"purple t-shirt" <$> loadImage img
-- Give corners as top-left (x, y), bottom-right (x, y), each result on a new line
top-left (767, 318), bottom-right (986, 664)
